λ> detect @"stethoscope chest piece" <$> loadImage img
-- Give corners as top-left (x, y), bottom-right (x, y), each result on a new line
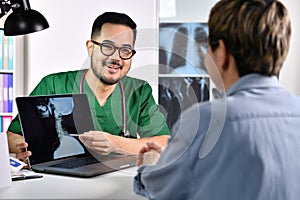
top-left (119, 130), bottom-right (131, 138)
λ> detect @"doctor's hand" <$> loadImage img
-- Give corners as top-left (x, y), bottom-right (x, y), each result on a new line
top-left (15, 141), bottom-right (32, 164)
top-left (78, 131), bottom-right (119, 156)
top-left (136, 142), bottom-right (164, 167)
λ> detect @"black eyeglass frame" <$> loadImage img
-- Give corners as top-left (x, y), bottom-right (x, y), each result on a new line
top-left (91, 40), bottom-right (136, 60)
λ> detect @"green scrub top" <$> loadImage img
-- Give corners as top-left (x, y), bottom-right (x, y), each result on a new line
top-left (8, 70), bottom-right (170, 138)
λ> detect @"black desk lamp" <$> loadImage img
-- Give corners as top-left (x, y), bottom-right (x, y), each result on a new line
top-left (0, 0), bottom-right (49, 36)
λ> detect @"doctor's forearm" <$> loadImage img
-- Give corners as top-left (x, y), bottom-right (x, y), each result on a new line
top-left (109, 135), bottom-right (170, 155)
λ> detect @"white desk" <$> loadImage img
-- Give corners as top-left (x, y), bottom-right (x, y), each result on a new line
top-left (0, 167), bottom-right (146, 199)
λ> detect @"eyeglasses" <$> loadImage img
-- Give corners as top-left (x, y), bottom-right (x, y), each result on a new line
top-left (91, 40), bottom-right (136, 60)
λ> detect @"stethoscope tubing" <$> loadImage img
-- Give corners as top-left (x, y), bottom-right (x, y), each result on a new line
top-left (79, 70), bottom-right (128, 136)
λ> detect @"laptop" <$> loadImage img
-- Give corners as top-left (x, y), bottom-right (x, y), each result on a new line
top-left (16, 93), bottom-right (137, 178)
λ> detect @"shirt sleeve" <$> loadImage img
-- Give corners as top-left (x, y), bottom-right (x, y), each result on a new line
top-left (133, 171), bottom-right (154, 199)
top-left (133, 141), bottom-right (194, 200)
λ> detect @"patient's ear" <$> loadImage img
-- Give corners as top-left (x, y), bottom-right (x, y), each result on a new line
top-left (208, 39), bottom-right (228, 73)
top-left (215, 40), bottom-right (229, 71)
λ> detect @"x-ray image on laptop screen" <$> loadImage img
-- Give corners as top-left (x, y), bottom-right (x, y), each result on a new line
top-left (16, 94), bottom-right (95, 165)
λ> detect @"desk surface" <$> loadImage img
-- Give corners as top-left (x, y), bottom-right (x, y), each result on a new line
top-left (0, 167), bottom-right (145, 199)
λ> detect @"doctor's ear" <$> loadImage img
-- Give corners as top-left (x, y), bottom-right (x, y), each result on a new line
top-left (86, 40), bottom-right (94, 57)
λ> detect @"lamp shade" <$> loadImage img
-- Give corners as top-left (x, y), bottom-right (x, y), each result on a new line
top-left (4, 9), bottom-right (49, 36)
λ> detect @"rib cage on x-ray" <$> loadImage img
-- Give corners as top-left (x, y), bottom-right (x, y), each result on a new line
top-left (159, 23), bottom-right (208, 74)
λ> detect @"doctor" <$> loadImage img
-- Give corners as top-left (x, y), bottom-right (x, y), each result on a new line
top-left (7, 12), bottom-right (170, 161)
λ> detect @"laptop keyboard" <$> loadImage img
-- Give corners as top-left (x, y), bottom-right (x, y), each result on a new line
top-left (50, 156), bottom-right (100, 169)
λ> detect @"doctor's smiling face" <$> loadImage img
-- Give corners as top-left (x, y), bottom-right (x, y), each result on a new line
top-left (87, 23), bottom-right (135, 85)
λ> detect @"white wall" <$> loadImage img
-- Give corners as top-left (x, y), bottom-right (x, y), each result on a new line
top-left (279, 0), bottom-right (300, 95)
top-left (160, 0), bottom-right (219, 22)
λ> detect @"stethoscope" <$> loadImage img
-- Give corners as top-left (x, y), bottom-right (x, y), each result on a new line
top-left (79, 70), bottom-right (130, 138)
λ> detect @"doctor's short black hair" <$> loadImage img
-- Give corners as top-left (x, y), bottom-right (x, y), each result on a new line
top-left (91, 12), bottom-right (137, 45)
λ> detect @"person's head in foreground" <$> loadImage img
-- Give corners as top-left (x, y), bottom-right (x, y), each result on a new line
top-left (206, 0), bottom-right (290, 91)
top-left (134, 1), bottom-right (300, 200)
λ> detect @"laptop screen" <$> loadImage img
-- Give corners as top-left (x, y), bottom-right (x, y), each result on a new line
top-left (16, 94), bottom-right (95, 165)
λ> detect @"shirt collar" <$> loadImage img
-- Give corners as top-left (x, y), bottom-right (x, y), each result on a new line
top-left (226, 73), bottom-right (280, 96)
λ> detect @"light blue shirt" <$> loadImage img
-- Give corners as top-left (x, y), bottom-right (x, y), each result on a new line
top-left (134, 74), bottom-right (300, 200)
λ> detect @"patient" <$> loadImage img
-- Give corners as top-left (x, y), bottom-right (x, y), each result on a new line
top-left (134, 0), bottom-right (300, 199)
